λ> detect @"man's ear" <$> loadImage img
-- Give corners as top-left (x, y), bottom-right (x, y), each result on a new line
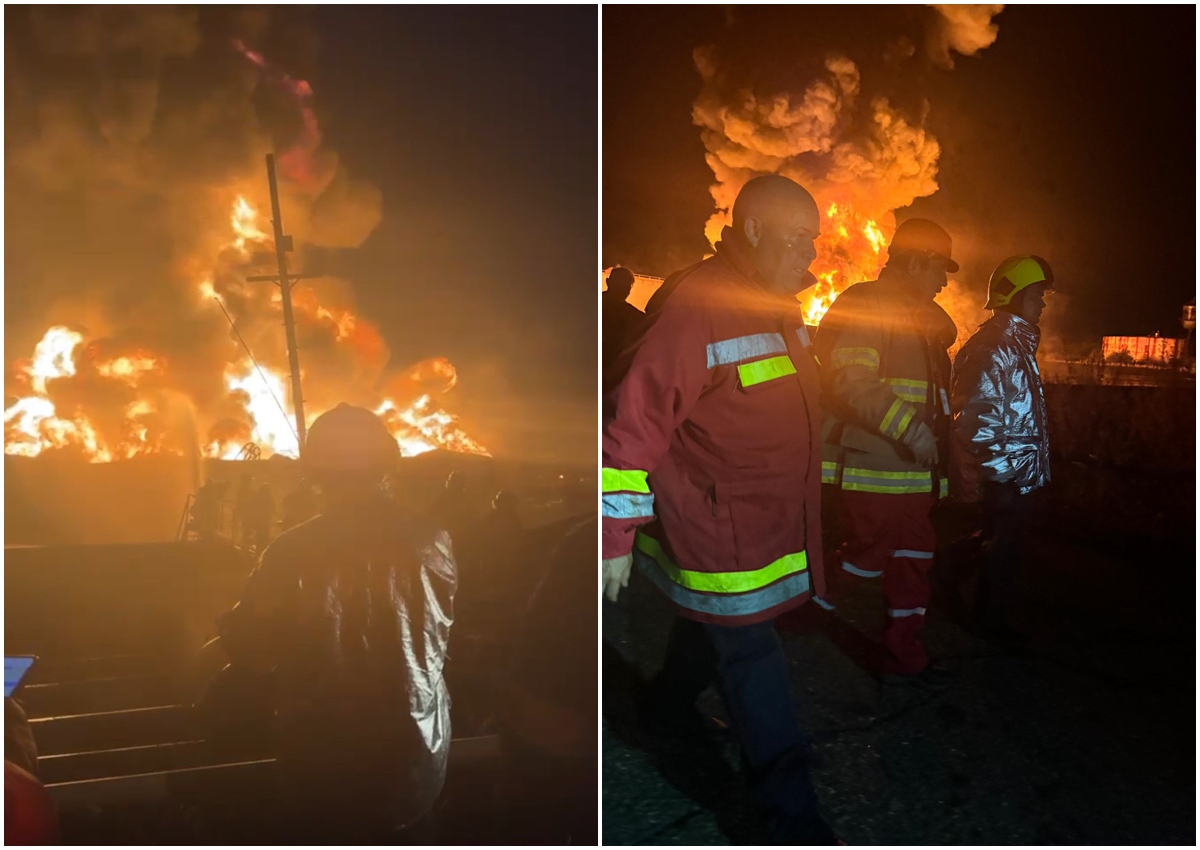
top-left (743, 217), bottom-right (763, 248)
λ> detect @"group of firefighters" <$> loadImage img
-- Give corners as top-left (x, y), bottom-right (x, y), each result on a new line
top-left (189, 473), bottom-right (321, 550)
top-left (601, 175), bottom-right (1053, 844)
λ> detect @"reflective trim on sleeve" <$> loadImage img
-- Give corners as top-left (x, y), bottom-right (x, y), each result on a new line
top-left (707, 332), bottom-right (788, 368)
top-left (602, 492), bottom-right (655, 520)
top-left (831, 347), bottom-right (880, 371)
top-left (636, 533), bottom-right (807, 594)
top-left (892, 549), bottom-right (935, 559)
top-left (939, 479), bottom-right (949, 499)
top-left (940, 387), bottom-right (951, 416)
top-left (738, 355), bottom-right (797, 388)
top-left (634, 535), bottom-right (812, 618)
top-left (841, 561), bottom-right (883, 578)
top-left (821, 460), bottom-right (840, 485)
top-left (602, 468), bottom-right (650, 494)
top-left (811, 595), bottom-right (836, 611)
top-left (886, 378), bottom-right (929, 403)
top-left (840, 467), bottom-right (934, 495)
top-left (888, 607), bottom-right (927, 618)
top-left (880, 398), bottom-right (917, 440)
top-left (795, 325), bottom-right (812, 349)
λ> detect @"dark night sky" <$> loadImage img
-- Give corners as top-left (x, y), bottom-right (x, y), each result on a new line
top-left (4, 6), bottom-right (598, 464)
top-left (603, 5), bottom-right (1197, 348)
top-left (312, 6), bottom-right (597, 398)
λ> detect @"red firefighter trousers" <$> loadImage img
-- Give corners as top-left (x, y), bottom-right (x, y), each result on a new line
top-left (836, 489), bottom-right (938, 676)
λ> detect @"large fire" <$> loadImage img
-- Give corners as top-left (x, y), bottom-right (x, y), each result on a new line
top-left (605, 201), bottom-right (893, 324)
top-left (800, 201), bottom-right (891, 325)
top-left (4, 197), bottom-right (489, 464)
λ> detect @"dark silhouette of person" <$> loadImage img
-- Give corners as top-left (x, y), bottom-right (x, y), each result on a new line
top-left (603, 267), bottom-right (645, 385)
top-left (500, 516), bottom-right (597, 845)
top-left (190, 478), bottom-right (223, 540)
top-left (218, 404), bottom-right (455, 843)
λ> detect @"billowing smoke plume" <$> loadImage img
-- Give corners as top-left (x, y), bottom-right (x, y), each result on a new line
top-left (926, 5), bottom-right (1005, 69)
top-left (691, 7), bottom-right (1001, 325)
top-left (5, 7), bottom-right (474, 461)
top-left (693, 49), bottom-right (939, 310)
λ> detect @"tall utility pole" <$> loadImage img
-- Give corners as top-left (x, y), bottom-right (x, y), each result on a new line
top-left (261, 153), bottom-right (307, 453)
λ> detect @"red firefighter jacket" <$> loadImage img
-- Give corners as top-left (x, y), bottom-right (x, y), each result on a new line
top-left (812, 274), bottom-right (956, 497)
top-left (601, 228), bottom-right (826, 626)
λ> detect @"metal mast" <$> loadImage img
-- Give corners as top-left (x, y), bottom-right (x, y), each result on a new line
top-left (261, 153), bottom-right (307, 453)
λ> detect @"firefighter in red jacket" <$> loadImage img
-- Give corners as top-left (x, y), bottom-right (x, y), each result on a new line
top-left (602, 175), bottom-right (839, 845)
top-left (813, 218), bottom-right (959, 689)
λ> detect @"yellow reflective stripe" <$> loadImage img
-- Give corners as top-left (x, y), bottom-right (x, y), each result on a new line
top-left (886, 378), bottom-right (928, 403)
top-left (939, 479), bottom-right (949, 499)
top-left (831, 347), bottom-right (879, 371)
top-left (840, 465), bottom-right (934, 494)
top-left (844, 468), bottom-right (932, 480)
top-left (602, 468), bottom-right (649, 494)
top-left (842, 480), bottom-right (934, 494)
top-left (880, 397), bottom-right (912, 439)
top-left (821, 460), bottom-right (840, 484)
top-left (636, 534), bottom-right (807, 594)
top-left (737, 355), bottom-right (797, 388)
top-left (894, 405), bottom-right (916, 439)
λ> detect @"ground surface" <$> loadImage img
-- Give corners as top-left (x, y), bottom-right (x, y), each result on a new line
top-left (602, 461), bottom-right (1196, 846)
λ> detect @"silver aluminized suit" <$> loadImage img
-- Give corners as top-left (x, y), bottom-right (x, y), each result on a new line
top-left (219, 492), bottom-right (456, 835)
top-left (949, 311), bottom-right (1051, 502)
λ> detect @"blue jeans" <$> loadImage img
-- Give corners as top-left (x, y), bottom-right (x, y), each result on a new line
top-left (649, 616), bottom-right (825, 842)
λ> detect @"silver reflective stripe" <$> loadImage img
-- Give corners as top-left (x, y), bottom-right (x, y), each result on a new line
top-left (795, 325), bottom-right (812, 349)
top-left (888, 607), bottom-right (927, 618)
top-left (602, 492), bottom-right (654, 520)
top-left (940, 387), bottom-right (950, 416)
top-left (634, 546), bottom-right (811, 617)
top-left (811, 595), bottom-right (835, 611)
top-left (706, 332), bottom-right (788, 368)
top-left (892, 549), bottom-right (935, 559)
top-left (841, 561), bottom-right (883, 578)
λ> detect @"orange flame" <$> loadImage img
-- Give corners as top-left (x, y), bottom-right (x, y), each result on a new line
top-left (231, 195), bottom-right (268, 254)
top-left (7, 197), bottom-right (487, 463)
top-left (27, 327), bottom-right (83, 394)
top-left (799, 201), bottom-right (892, 325)
top-left (3, 328), bottom-right (125, 462)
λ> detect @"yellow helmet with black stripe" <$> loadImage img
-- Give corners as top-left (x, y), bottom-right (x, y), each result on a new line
top-left (985, 255), bottom-right (1055, 310)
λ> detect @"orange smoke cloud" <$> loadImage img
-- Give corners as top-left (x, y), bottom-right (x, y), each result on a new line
top-left (5, 11), bottom-right (484, 464)
top-left (692, 13), bottom-right (1000, 324)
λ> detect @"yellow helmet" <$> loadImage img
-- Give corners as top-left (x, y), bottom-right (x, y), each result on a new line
top-left (985, 255), bottom-right (1054, 310)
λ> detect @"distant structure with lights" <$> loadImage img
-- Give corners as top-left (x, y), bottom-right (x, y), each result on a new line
top-left (1101, 300), bottom-right (1195, 367)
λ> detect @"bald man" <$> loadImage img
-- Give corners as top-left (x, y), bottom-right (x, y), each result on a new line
top-left (602, 175), bottom-right (839, 844)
